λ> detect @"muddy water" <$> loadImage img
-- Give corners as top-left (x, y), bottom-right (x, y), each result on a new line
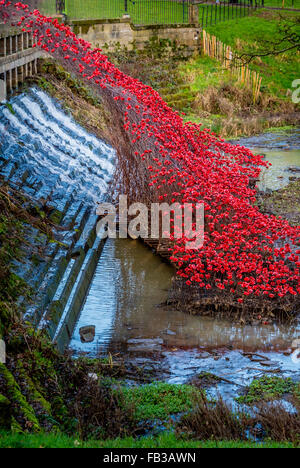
top-left (236, 129), bottom-right (300, 191)
top-left (70, 239), bottom-right (299, 356)
top-left (258, 149), bottom-right (300, 191)
top-left (70, 237), bottom-right (300, 396)
top-left (70, 130), bottom-right (300, 396)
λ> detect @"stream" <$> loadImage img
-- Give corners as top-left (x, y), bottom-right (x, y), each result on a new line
top-left (70, 128), bottom-right (300, 401)
top-left (1, 89), bottom-right (299, 404)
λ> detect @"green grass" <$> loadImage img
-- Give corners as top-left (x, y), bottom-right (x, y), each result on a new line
top-left (40, 0), bottom-right (300, 22)
top-left (63, 0), bottom-right (189, 24)
top-left (204, 10), bottom-right (300, 98)
top-left (0, 431), bottom-right (296, 448)
top-left (237, 376), bottom-right (296, 404)
top-left (264, 0), bottom-right (300, 7)
top-left (179, 55), bottom-right (232, 93)
top-left (122, 382), bottom-right (199, 420)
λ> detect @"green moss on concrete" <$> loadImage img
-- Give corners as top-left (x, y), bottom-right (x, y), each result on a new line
top-left (15, 362), bottom-right (52, 417)
top-left (0, 363), bottom-right (40, 432)
top-left (0, 394), bottom-right (11, 429)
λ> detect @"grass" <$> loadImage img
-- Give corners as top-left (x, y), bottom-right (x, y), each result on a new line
top-left (41, 0), bottom-right (300, 21)
top-left (121, 382), bottom-right (199, 420)
top-left (0, 431), bottom-right (296, 448)
top-left (264, 0), bottom-right (300, 7)
top-left (237, 376), bottom-right (296, 404)
top-left (63, 0), bottom-right (189, 23)
top-left (205, 9), bottom-right (300, 99)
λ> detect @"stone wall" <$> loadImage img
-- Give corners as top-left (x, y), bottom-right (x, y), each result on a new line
top-left (69, 17), bottom-right (201, 53)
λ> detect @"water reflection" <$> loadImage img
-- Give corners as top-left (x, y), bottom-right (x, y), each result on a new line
top-left (258, 149), bottom-right (300, 191)
top-left (70, 238), bottom-right (300, 357)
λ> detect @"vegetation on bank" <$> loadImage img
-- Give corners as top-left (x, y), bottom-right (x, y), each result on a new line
top-left (258, 178), bottom-right (300, 226)
top-left (0, 46), bottom-right (299, 446)
top-left (0, 182), bottom-right (58, 338)
top-left (122, 382), bottom-right (199, 420)
top-left (102, 9), bottom-right (299, 137)
top-left (205, 10), bottom-right (300, 98)
top-left (236, 376), bottom-right (297, 404)
top-left (0, 431), bottom-right (296, 449)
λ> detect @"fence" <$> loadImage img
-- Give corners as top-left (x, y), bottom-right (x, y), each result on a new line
top-left (12, 0), bottom-right (300, 24)
top-left (202, 29), bottom-right (262, 103)
top-left (19, 1), bottom-right (58, 15)
top-left (199, 0), bottom-right (265, 27)
top-left (61, 0), bottom-right (193, 24)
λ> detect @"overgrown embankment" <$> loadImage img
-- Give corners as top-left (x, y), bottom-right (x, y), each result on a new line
top-left (0, 75), bottom-right (299, 446)
top-left (258, 179), bottom-right (300, 227)
top-left (0, 1), bottom-right (299, 446)
top-left (103, 9), bottom-right (299, 138)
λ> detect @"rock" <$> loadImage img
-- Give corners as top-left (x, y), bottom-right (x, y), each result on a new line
top-left (88, 373), bottom-right (98, 381)
top-left (199, 351), bottom-right (211, 359)
top-left (288, 166), bottom-right (300, 173)
top-left (260, 361), bottom-right (276, 367)
top-left (291, 338), bottom-right (300, 350)
top-left (79, 326), bottom-right (96, 343)
top-left (163, 329), bottom-right (176, 336)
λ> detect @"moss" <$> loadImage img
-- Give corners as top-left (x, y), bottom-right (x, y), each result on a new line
top-left (293, 383), bottom-right (300, 403)
top-left (0, 394), bottom-right (11, 429)
top-left (237, 376), bottom-right (296, 405)
top-left (0, 364), bottom-right (40, 432)
top-left (4, 103), bottom-right (15, 115)
top-left (15, 362), bottom-right (52, 417)
top-left (49, 209), bottom-right (63, 225)
top-left (196, 372), bottom-right (222, 386)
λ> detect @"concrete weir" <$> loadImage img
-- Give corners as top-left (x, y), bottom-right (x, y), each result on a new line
top-left (0, 87), bottom-right (116, 352)
top-left (0, 23), bottom-right (46, 102)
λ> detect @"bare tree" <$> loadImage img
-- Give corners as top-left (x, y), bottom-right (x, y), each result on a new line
top-left (239, 15), bottom-right (300, 64)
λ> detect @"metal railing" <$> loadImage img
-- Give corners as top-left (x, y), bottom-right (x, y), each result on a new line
top-left (11, 0), bottom-right (299, 23)
top-left (199, 1), bottom-right (265, 27)
top-left (59, 0), bottom-right (193, 24)
top-left (18, 0), bottom-right (300, 26)
top-left (21, 1), bottom-right (58, 16)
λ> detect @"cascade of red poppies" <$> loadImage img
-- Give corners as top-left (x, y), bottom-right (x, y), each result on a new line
top-left (1, 1), bottom-right (299, 314)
